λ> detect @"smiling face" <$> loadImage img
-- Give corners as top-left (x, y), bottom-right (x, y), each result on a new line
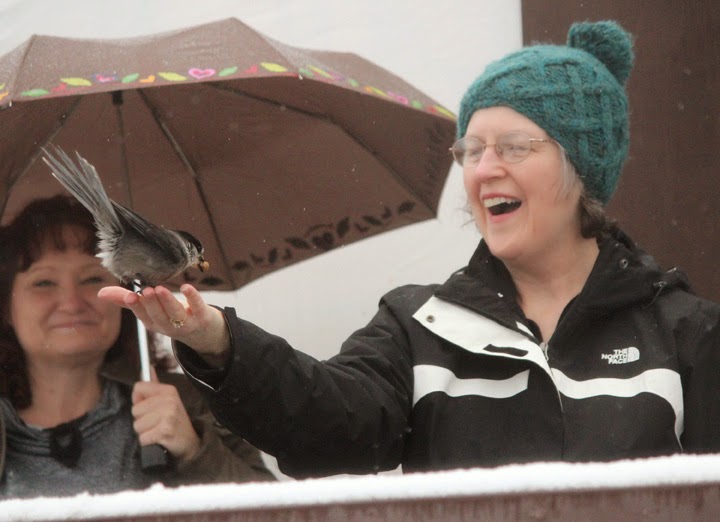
top-left (9, 228), bottom-right (122, 368)
top-left (463, 106), bottom-right (584, 266)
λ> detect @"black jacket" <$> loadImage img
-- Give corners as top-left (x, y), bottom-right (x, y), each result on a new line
top-left (176, 231), bottom-right (720, 477)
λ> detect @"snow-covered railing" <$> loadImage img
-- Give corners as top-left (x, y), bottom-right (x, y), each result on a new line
top-left (2, 453), bottom-right (720, 521)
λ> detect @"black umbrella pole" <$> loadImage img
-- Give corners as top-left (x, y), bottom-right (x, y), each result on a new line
top-left (135, 286), bottom-right (173, 474)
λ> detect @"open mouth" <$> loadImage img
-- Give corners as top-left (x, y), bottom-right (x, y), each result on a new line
top-left (484, 197), bottom-right (522, 216)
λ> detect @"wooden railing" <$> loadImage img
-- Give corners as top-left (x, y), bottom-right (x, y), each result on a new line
top-left (2, 453), bottom-right (720, 521)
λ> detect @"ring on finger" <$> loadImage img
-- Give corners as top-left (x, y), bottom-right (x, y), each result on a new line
top-left (170, 311), bottom-right (187, 329)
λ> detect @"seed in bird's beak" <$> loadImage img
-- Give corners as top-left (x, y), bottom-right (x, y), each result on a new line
top-left (199, 260), bottom-right (210, 272)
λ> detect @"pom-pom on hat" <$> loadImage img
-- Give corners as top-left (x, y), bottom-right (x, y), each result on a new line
top-left (457, 21), bottom-right (634, 205)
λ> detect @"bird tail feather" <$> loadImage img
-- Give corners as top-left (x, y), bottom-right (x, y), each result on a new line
top-left (42, 146), bottom-right (123, 234)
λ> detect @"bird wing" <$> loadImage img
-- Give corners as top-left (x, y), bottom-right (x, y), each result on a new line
top-left (112, 202), bottom-right (187, 264)
top-left (42, 146), bottom-right (123, 235)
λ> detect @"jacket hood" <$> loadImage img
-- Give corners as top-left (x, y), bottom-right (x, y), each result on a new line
top-left (577, 229), bottom-right (692, 316)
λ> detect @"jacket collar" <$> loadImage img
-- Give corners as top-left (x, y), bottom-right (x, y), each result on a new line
top-left (435, 229), bottom-right (688, 327)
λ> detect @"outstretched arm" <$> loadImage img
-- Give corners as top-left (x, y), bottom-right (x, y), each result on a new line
top-left (98, 284), bottom-right (229, 359)
top-left (99, 282), bottom-right (418, 477)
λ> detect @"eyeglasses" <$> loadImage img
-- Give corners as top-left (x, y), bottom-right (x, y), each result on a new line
top-left (450, 132), bottom-right (551, 168)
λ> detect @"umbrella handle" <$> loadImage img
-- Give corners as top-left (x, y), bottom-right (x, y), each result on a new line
top-left (134, 284), bottom-right (173, 473)
top-left (140, 443), bottom-right (173, 474)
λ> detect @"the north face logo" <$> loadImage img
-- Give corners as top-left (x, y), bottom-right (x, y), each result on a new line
top-left (601, 347), bottom-right (640, 364)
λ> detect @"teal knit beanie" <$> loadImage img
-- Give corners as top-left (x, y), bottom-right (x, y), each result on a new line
top-left (457, 21), bottom-right (634, 205)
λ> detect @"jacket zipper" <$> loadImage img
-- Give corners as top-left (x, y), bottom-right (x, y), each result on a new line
top-left (539, 341), bottom-right (549, 361)
top-left (538, 340), bottom-right (564, 413)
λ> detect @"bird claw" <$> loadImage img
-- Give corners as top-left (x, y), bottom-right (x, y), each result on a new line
top-left (124, 277), bottom-right (148, 295)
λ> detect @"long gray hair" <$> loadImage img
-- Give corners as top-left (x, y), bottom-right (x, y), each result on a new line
top-left (557, 144), bottom-right (617, 239)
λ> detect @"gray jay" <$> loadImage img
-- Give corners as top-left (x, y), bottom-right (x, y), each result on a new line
top-left (42, 146), bottom-right (209, 287)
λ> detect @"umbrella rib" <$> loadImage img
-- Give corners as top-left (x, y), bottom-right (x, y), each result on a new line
top-left (113, 92), bottom-right (135, 209)
top-left (0, 96), bottom-right (84, 218)
top-left (2, 35), bottom-right (38, 108)
top-left (136, 89), bottom-right (233, 286)
top-left (207, 82), bottom-right (439, 213)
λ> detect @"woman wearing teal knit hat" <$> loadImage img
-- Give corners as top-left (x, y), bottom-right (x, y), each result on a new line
top-left (98, 21), bottom-right (720, 477)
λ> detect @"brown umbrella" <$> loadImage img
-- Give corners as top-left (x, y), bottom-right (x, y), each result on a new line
top-left (0, 17), bottom-right (456, 291)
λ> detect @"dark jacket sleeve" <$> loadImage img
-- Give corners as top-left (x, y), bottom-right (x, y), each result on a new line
top-left (0, 410), bottom-right (5, 481)
top-left (173, 288), bottom-right (419, 478)
top-left (157, 372), bottom-right (276, 485)
top-left (675, 295), bottom-right (720, 452)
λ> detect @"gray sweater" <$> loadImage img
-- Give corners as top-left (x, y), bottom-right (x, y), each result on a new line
top-left (0, 380), bottom-right (155, 499)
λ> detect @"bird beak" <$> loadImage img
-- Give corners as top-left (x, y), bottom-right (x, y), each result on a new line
top-left (197, 256), bottom-right (210, 272)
